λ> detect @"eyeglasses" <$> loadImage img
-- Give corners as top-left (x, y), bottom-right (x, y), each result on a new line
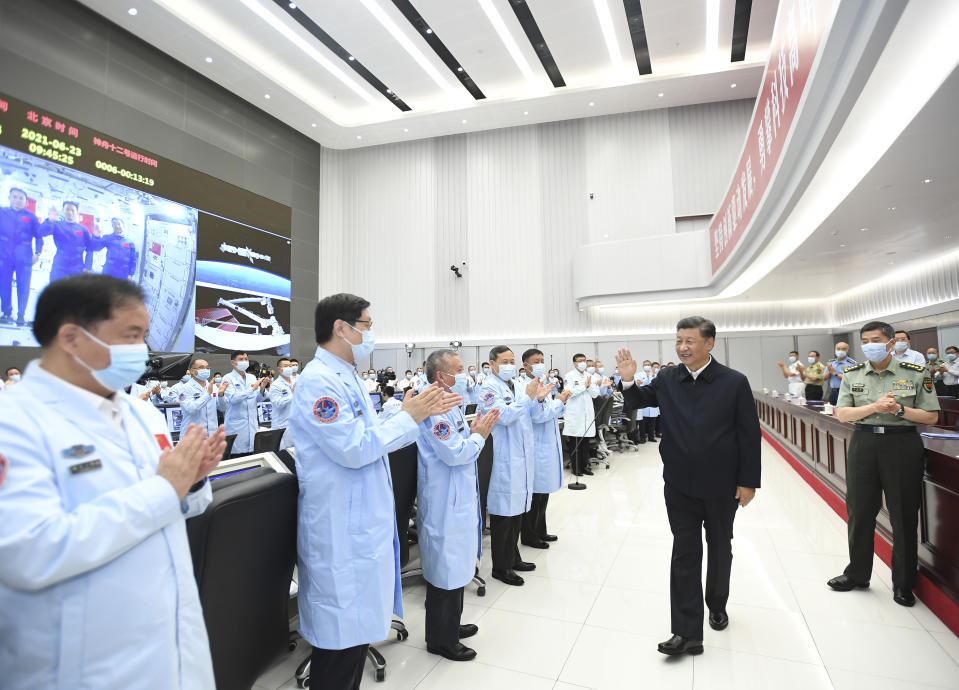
top-left (353, 319), bottom-right (373, 329)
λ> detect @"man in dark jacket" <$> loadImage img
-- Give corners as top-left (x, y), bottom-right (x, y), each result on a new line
top-left (616, 316), bottom-right (761, 657)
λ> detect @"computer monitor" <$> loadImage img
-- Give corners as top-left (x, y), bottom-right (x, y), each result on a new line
top-left (257, 401), bottom-right (273, 425)
top-left (370, 393), bottom-right (381, 411)
top-left (165, 407), bottom-right (182, 435)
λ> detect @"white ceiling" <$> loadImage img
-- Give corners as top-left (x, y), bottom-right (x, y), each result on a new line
top-left (740, 64), bottom-right (959, 302)
top-left (78, 0), bottom-right (777, 148)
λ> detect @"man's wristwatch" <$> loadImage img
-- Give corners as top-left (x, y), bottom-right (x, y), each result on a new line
top-left (896, 404), bottom-right (906, 418)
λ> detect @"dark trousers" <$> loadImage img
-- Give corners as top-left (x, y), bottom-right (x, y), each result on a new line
top-left (664, 482), bottom-right (739, 640)
top-left (843, 429), bottom-right (925, 589)
top-left (0, 256), bottom-right (32, 318)
top-left (489, 513), bottom-right (522, 571)
top-left (829, 387), bottom-right (840, 405)
top-left (522, 493), bottom-right (550, 542)
top-left (425, 583), bottom-right (464, 648)
top-left (566, 436), bottom-right (591, 475)
top-left (309, 643), bottom-right (369, 690)
top-left (804, 383), bottom-right (823, 400)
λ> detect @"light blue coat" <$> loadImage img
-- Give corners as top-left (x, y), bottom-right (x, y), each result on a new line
top-left (289, 347), bottom-right (419, 650)
top-left (177, 376), bottom-right (219, 435)
top-left (638, 371), bottom-right (660, 418)
top-left (0, 362), bottom-right (214, 689)
top-left (223, 369), bottom-right (267, 453)
top-left (531, 395), bottom-right (565, 494)
top-left (415, 407), bottom-right (483, 590)
top-left (477, 375), bottom-right (538, 516)
top-left (270, 376), bottom-right (294, 449)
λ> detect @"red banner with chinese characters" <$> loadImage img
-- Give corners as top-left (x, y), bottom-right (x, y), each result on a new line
top-left (710, 0), bottom-right (840, 274)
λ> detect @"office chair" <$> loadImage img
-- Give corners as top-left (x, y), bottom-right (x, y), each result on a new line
top-left (588, 396), bottom-right (615, 469)
top-left (223, 433), bottom-right (237, 460)
top-left (606, 402), bottom-right (639, 452)
top-left (187, 468), bottom-right (298, 690)
top-left (253, 428), bottom-right (286, 454)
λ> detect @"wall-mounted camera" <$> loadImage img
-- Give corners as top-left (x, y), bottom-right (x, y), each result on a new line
top-left (450, 264), bottom-right (463, 278)
top-left (588, 192), bottom-right (594, 200)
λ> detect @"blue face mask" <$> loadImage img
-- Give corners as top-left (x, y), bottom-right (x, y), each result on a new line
top-left (788, 356), bottom-right (797, 364)
top-left (586, 366), bottom-right (595, 375)
top-left (196, 368), bottom-right (211, 381)
top-left (531, 363), bottom-right (547, 379)
top-left (949, 353), bottom-right (957, 362)
top-left (282, 367), bottom-right (295, 377)
top-left (497, 364), bottom-right (517, 380)
top-left (446, 372), bottom-right (469, 396)
top-left (77, 328), bottom-right (148, 392)
top-left (343, 323), bottom-right (375, 360)
top-left (927, 353), bottom-right (938, 361)
top-left (236, 360), bottom-right (249, 372)
top-left (598, 367), bottom-right (605, 374)
top-left (644, 365), bottom-right (652, 372)
top-left (835, 350), bottom-right (846, 359)
top-left (807, 357), bottom-right (816, 364)
top-left (862, 341), bottom-right (891, 363)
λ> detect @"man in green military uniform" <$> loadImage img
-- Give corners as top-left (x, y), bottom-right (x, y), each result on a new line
top-left (802, 351), bottom-right (827, 400)
top-left (827, 321), bottom-right (940, 607)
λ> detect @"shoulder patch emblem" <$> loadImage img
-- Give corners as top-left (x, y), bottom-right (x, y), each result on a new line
top-left (432, 421), bottom-right (452, 440)
top-left (313, 397), bottom-right (339, 423)
top-left (482, 391), bottom-right (495, 406)
top-left (179, 393), bottom-right (186, 401)
top-left (900, 361), bottom-right (924, 372)
top-left (0, 453), bottom-right (7, 489)
top-left (924, 376), bottom-right (934, 393)
top-left (844, 363), bottom-right (865, 372)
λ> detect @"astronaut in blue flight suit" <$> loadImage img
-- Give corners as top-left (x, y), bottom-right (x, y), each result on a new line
top-left (95, 217), bottom-right (138, 280)
top-left (42, 201), bottom-right (95, 282)
top-left (0, 187), bottom-right (44, 326)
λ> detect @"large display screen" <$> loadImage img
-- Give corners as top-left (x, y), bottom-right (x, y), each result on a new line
top-left (0, 92), bottom-right (293, 354)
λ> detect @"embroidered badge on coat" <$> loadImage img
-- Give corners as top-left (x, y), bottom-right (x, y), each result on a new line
top-left (923, 376), bottom-right (934, 393)
top-left (432, 421), bottom-right (452, 440)
top-left (313, 397), bottom-right (339, 423)
top-left (482, 392), bottom-right (495, 406)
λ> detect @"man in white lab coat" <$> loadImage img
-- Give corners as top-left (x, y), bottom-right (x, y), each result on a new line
top-left (563, 353), bottom-right (600, 476)
top-left (0, 273), bottom-right (226, 689)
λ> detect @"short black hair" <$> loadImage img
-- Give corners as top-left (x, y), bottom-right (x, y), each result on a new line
top-left (947, 346), bottom-right (958, 353)
top-left (789, 350), bottom-right (799, 356)
top-left (33, 274), bottom-right (144, 347)
top-left (861, 321), bottom-right (895, 339)
top-left (572, 353), bottom-right (586, 362)
top-left (62, 200), bottom-right (78, 211)
top-left (8, 187), bottom-right (26, 197)
top-left (5, 366), bottom-right (20, 376)
top-left (230, 350), bottom-right (248, 360)
top-left (276, 357), bottom-right (290, 368)
top-left (676, 315), bottom-right (716, 340)
top-left (315, 292), bottom-right (370, 344)
top-left (289, 359), bottom-right (300, 364)
top-left (489, 345), bottom-right (512, 362)
top-left (895, 329), bottom-right (910, 338)
top-left (522, 348), bottom-right (543, 363)
top-left (213, 371), bottom-right (223, 377)
top-left (383, 385), bottom-right (395, 397)
top-left (809, 350), bottom-right (820, 357)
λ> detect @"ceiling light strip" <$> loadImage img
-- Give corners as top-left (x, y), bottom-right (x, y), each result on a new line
top-left (705, 0), bottom-right (720, 62)
top-left (476, 0), bottom-right (538, 84)
top-left (621, 0), bottom-right (652, 75)
top-left (389, 0), bottom-right (486, 99)
top-left (358, 0), bottom-right (459, 95)
top-left (269, 0), bottom-right (411, 111)
top-left (730, 0), bottom-right (753, 62)
top-left (505, 0), bottom-right (566, 88)
top-left (593, 0), bottom-right (625, 74)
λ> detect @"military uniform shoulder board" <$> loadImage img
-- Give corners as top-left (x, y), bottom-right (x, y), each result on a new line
top-left (827, 358), bottom-right (837, 363)
top-left (899, 361), bottom-right (924, 372)
top-left (844, 362), bottom-right (866, 372)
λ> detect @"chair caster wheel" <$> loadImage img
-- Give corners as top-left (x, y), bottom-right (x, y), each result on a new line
top-left (477, 586), bottom-right (486, 596)
top-left (296, 678), bottom-right (309, 688)
top-left (288, 640), bottom-right (298, 651)
top-left (375, 668), bottom-right (385, 682)
top-left (605, 464), bottom-right (610, 469)
top-left (397, 628), bottom-right (409, 641)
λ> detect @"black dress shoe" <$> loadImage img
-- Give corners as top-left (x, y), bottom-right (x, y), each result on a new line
top-left (657, 635), bottom-right (703, 656)
top-left (513, 560), bottom-right (536, 572)
top-left (646, 436), bottom-right (657, 443)
top-left (827, 574), bottom-right (870, 592)
top-left (427, 642), bottom-right (476, 661)
top-left (637, 438), bottom-right (646, 444)
top-left (582, 467), bottom-right (594, 476)
top-left (708, 610), bottom-right (728, 631)
top-left (893, 587), bottom-right (916, 607)
top-left (458, 624), bottom-right (478, 639)
top-left (542, 534), bottom-right (558, 542)
top-left (521, 539), bottom-right (549, 549)
top-left (491, 569), bottom-right (524, 586)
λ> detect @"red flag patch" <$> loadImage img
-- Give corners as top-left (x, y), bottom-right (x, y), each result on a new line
top-left (155, 434), bottom-right (172, 451)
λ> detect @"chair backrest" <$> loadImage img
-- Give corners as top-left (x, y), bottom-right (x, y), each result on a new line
top-left (388, 442), bottom-right (418, 567)
top-left (187, 470), bottom-right (298, 690)
top-left (223, 434), bottom-right (237, 459)
top-left (253, 428), bottom-right (285, 454)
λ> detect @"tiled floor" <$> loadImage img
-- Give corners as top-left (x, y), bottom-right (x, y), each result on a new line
top-left (255, 440), bottom-right (959, 689)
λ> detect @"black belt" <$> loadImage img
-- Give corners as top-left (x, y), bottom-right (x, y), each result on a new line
top-left (854, 425), bottom-right (917, 434)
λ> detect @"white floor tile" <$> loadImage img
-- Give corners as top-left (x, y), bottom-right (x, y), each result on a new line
top-left (777, 549), bottom-right (849, 582)
top-left (933, 629), bottom-right (959, 667)
top-left (602, 542), bottom-right (673, 593)
top-left (911, 601), bottom-right (954, 634)
top-left (559, 624), bottom-right (694, 690)
top-left (789, 577), bottom-right (924, 629)
top-left (703, 604), bottom-right (822, 664)
top-left (827, 666), bottom-right (955, 690)
top-left (254, 645), bottom-right (310, 690)
top-left (585, 585), bottom-right (673, 638)
top-left (491, 573), bottom-right (601, 623)
top-left (413, 659), bottom-right (557, 690)
top-left (692, 647), bottom-right (833, 690)
top-left (807, 617), bottom-right (959, 688)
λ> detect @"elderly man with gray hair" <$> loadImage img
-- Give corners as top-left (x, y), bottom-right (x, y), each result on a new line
top-left (415, 349), bottom-right (499, 661)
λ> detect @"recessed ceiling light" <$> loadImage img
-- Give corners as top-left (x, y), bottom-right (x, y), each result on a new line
top-left (946, 235), bottom-right (953, 239)
top-left (461, 119), bottom-right (467, 124)
top-left (888, 260), bottom-right (895, 265)
top-left (830, 230), bottom-right (839, 236)
top-left (457, 66), bottom-right (464, 72)
top-left (730, 83), bottom-right (737, 88)
top-left (603, 233), bottom-right (609, 238)
top-left (839, 243), bottom-right (847, 248)
top-left (588, 101), bottom-right (595, 106)
top-left (658, 92), bottom-right (664, 97)
top-left (348, 55), bottom-right (355, 61)
top-left (523, 110), bottom-right (529, 115)
top-left (888, 206), bottom-right (896, 211)
top-left (425, 28), bottom-right (433, 34)
top-left (288, 2), bottom-right (296, 8)
top-left (128, 7), bottom-right (138, 15)
top-left (859, 227), bottom-right (869, 232)
top-left (205, 56), bottom-right (213, 63)
top-left (311, 123), bottom-right (317, 127)
top-left (403, 128), bottom-right (409, 132)
top-left (923, 178), bottom-right (933, 184)
top-left (386, 89), bottom-right (392, 94)
top-left (264, 93), bottom-right (271, 99)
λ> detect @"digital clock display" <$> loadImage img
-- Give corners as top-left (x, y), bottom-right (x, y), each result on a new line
top-left (0, 91), bottom-right (293, 355)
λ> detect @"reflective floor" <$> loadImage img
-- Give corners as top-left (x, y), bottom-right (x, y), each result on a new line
top-left (256, 440), bottom-right (959, 689)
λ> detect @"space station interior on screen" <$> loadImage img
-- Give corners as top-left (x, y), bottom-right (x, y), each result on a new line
top-left (194, 212), bottom-right (292, 356)
top-left (0, 143), bottom-right (197, 350)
